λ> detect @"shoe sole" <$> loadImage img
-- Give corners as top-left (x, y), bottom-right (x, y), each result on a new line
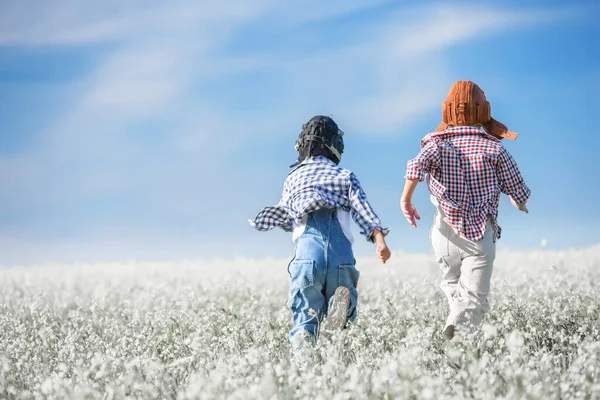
top-left (443, 325), bottom-right (455, 340)
top-left (320, 286), bottom-right (351, 333)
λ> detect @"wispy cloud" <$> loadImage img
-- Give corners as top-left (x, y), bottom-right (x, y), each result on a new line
top-left (0, 1), bottom-right (575, 179)
top-left (0, 1), bottom-right (581, 263)
top-left (0, 1), bottom-right (263, 45)
top-left (382, 5), bottom-right (571, 58)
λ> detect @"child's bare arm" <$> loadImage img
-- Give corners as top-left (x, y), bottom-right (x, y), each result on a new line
top-left (372, 229), bottom-right (391, 264)
top-left (403, 141), bottom-right (437, 228)
top-left (400, 178), bottom-right (421, 227)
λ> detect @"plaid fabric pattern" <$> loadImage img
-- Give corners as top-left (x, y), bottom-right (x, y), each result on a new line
top-left (250, 157), bottom-right (389, 242)
top-left (405, 126), bottom-right (530, 241)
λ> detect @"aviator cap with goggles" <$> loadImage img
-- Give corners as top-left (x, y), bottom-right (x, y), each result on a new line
top-left (291, 115), bottom-right (344, 168)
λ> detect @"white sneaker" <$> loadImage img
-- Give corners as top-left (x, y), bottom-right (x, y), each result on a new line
top-left (320, 286), bottom-right (351, 334)
top-left (443, 325), bottom-right (456, 340)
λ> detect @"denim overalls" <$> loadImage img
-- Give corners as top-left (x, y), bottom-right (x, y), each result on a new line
top-left (287, 208), bottom-right (360, 340)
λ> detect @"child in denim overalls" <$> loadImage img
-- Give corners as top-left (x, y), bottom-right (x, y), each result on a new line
top-left (250, 116), bottom-right (390, 360)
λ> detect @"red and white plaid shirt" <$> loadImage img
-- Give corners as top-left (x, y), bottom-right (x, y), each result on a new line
top-left (405, 126), bottom-right (531, 241)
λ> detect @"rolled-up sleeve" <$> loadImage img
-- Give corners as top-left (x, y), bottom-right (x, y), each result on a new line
top-left (348, 173), bottom-right (390, 242)
top-left (405, 141), bottom-right (440, 181)
top-left (497, 147), bottom-right (531, 204)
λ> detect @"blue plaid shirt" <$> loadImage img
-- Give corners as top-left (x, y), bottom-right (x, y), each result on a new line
top-left (249, 157), bottom-right (389, 242)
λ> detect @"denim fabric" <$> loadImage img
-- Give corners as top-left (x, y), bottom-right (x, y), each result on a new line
top-left (287, 208), bottom-right (359, 340)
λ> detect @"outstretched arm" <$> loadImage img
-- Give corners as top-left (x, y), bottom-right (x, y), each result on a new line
top-left (400, 178), bottom-right (421, 227)
top-left (401, 140), bottom-right (438, 227)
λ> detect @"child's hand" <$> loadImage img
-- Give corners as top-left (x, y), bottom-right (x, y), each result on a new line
top-left (401, 201), bottom-right (421, 227)
top-left (372, 229), bottom-right (391, 264)
top-left (510, 197), bottom-right (529, 213)
top-left (376, 241), bottom-right (391, 264)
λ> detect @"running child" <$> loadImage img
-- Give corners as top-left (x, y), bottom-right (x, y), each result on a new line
top-left (400, 81), bottom-right (531, 340)
top-left (250, 115), bottom-right (391, 359)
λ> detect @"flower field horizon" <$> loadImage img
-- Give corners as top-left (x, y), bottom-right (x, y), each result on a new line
top-left (1, 245), bottom-right (599, 399)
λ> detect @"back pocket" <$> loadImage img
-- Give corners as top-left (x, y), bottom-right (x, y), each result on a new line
top-left (287, 260), bottom-right (315, 309)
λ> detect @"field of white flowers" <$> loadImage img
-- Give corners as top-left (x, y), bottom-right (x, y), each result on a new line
top-left (1, 246), bottom-right (599, 399)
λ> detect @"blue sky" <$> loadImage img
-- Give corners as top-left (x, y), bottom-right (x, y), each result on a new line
top-left (0, 0), bottom-right (598, 265)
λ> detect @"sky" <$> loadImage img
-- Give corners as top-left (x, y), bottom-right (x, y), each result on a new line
top-left (0, 0), bottom-right (598, 266)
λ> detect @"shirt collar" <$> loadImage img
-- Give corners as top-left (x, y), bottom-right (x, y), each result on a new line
top-left (427, 126), bottom-right (499, 142)
top-left (301, 156), bottom-right (336, 166)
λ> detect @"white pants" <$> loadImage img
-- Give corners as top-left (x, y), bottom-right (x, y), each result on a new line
top-left (431, 210), bottom-right (496, 332)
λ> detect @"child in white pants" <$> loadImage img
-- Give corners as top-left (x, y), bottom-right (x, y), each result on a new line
top-left (432, 209), bottom-right (496, 337)
top-left (401, 81), bottom-right (530, 339)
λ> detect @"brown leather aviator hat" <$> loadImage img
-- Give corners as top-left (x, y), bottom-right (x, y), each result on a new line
top-left (435, 81), bottom-right (518, 140)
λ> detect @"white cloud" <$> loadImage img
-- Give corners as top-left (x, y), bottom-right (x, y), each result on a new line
top-left (81, 44), bottom-right (186, 116)
top-left (328, 4), bottom-right (574, 135)
top-left (0, 1), bottom-right (575, 170)
top-left (0, 1), bottom-right (580, 263)
top-left (0, 0), bottom-right (393, 46)
top-left (341, 72), bottom-right (449, 134)
top-left (0, 1), bottom-right (265, 45)
top-left (382, 5), bottom-right (567, 58)
top-left (0, 2), bottom-right (575, 141)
